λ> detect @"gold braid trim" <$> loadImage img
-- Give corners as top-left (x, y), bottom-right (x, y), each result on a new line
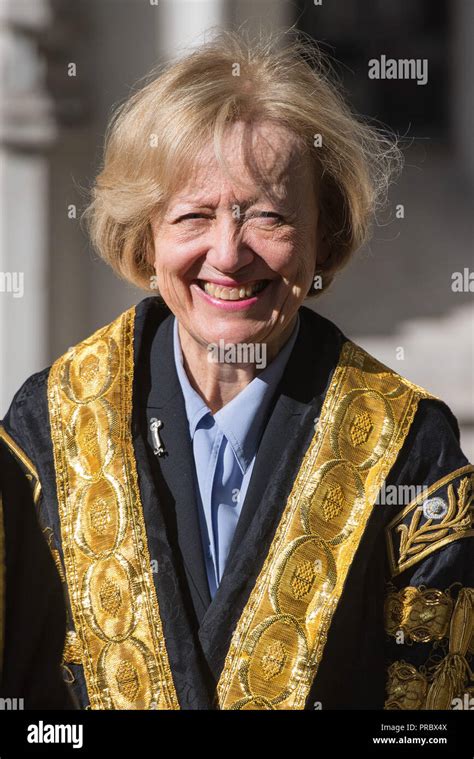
top-left (426, 588), bottom-right (474, 708)
top-left (48, 307), bottom-right (179, 710)
top-left (385, 588), bottom-right (474, 709)
top-left (63, 630), bottom-right (83, 665)
top-left (43, 526), bottom-right (67, 584)
top-left (218, 340), bottom-right (433, 709)
top-left (385, 586), bottom-right (454, 643)
top-left (386, 661), bottom-right (429, 709)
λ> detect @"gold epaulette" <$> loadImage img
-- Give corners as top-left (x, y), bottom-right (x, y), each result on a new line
top-left (386, 466), bottom-right (474, 577)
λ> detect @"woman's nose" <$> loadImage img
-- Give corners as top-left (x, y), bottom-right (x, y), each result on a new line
top-left (205, 215), bottom-right (254, 273)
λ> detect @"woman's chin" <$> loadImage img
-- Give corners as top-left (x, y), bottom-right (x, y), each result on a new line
top-left (197, 330), bottom-right (263, 349)
top-left (191, 315), bottom-right (274, 347)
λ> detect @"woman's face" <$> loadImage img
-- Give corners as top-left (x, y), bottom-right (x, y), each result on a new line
top-left (151, 120), bottom-right (321, 357)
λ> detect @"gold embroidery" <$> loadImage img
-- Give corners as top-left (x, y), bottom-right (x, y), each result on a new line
top-left (47, 309), bottom-right (440, 710)
top-left (217, 341), bottom-right (432, 710)
top-left (89, 496), bottom-right (112, 535)
top-left (322, 483), bottom-right (345, 521)
top-left (291, 560), bottom-right (317, 599)
top-left (48, 309), bottom-right (179, 710)
top-left (261, 641), bottom-right (287, 681)
top-left (349, 410), bottom-right (373, 446)
top-left (385, 661), bottom-right (428, 709)
top-left (385, 586), bottom-right (454, 642)
top-left (99, 578), bottom-right (122, 617)
top-left (0, 425), bottom-right (41, 506)
top-left (63, 630), bottom-right (83, 665)
top-left (385, 588), bottom-right (474, 709)
top-left (426, 588), bottom-right (474, 709)
top-left (386, 467), bottom-right (474, 576)
top-left (43, 527), bottom-right (66, 584)
top-left (116, 660), bottom-right (140, 701)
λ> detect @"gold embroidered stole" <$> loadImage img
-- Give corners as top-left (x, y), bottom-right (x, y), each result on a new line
top-left (48, 306), bottom-right (433, 709)
top-left (217, 346), bottom-right (434, 708)
top-left (48, 308), bottom-right (179, 709)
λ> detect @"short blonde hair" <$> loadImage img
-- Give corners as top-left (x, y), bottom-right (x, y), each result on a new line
top-left (82, 28), bottom-right (401, 297)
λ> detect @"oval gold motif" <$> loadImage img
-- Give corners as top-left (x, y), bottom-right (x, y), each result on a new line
top-left (97, 637), bottom-right (161, 710)
top-left (242, 615), bottom-right (307, 704)
top-left (269, 535), bottom-right (336, 619)
top-left (330, 389), bottom-right (394, 470)
top-left (115, 659), bottom-right (140, 701)
top-left (67, 399), bottom-right (117, 479)
top-left (302, 459), bottom-right (365, 542)
top-left (82, 554), bottom-right (138, 642)
top-left (61, 337), bottom-right (120, 404)
top-left (74, 476), bottom-right (126, 560)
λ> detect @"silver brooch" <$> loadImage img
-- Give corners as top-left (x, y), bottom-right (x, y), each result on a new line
top-left (149, 418), bottom-right (166, 457)
top-left (422, 497), bottom-right (448, 520)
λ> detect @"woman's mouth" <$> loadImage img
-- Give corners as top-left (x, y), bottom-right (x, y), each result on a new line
top-left (191, 278), bottom-right (272, 311)
top-left (196, 279), bottom-right (270, 301)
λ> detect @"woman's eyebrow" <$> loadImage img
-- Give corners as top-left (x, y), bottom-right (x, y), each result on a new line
top-left (168, 195), bottom-right (214, 209)
top-left (167, 190), bottom-right (291, 214)
top-left (230, 190), bottom-right (295, 212)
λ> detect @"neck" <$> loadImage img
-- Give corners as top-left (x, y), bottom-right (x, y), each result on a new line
top-left (178, 316), bottom-right (297, 414)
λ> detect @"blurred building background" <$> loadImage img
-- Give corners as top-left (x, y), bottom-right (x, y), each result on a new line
top-left (0, 0), bottom-right (473, 458)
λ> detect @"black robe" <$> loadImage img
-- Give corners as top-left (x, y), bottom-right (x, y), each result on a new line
top-left (0, 432), bottom-right (74, 708)
top-left (1, 297), bottom-right (473, 709)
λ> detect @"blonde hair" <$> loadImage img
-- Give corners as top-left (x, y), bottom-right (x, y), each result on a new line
top-left (82, 28), bottom-right (401, 296)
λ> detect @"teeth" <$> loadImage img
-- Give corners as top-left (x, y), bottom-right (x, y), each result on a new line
top-left (201, 280), bottom-right (266, 300)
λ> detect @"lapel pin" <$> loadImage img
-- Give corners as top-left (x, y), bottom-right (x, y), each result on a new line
top-left (150, 418), bottom-right (166, 457)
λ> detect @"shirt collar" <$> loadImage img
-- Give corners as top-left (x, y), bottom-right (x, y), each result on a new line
top-left (173, 313), bottom-right (300, 473)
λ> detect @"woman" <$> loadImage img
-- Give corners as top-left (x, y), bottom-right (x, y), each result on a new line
top-left (1, 30), bottom-right (473, 710)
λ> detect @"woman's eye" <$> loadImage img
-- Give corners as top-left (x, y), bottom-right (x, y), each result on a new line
top-left (176, 213), bottom-right (207, 222)
top-left (173, 211), bottom-right (284, 224)
top-left (251, 212), bottom-right (284, 223)
top-left (257, 211), bottom-right (284, 227)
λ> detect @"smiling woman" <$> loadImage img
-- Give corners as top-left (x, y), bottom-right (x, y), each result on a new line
top-left (84, 30), bottom-right (395, 298)
top-left (83, 30), bottom-right (397, 409)
top-left (149, 119), bottom-right (321, 408)
top-left (1, 29), bottom-right (473, 712)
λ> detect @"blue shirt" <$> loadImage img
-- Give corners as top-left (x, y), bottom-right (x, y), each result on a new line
top-left (173, 314), bottom-right (300, 598)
